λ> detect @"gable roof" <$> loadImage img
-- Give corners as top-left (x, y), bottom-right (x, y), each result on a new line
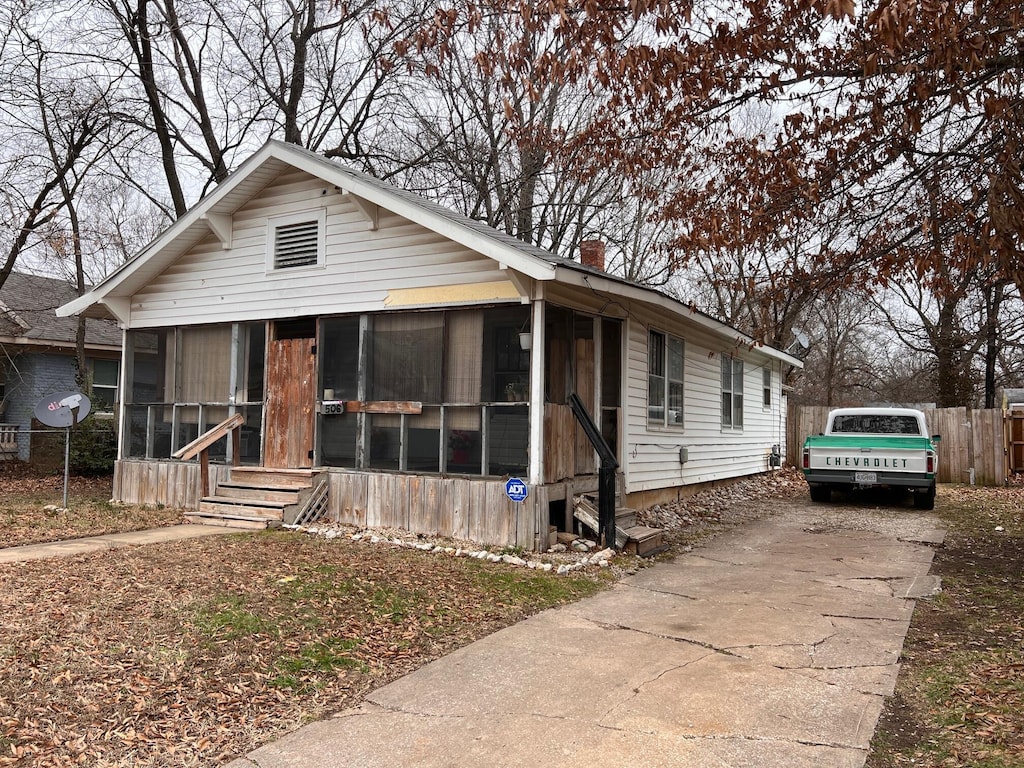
top-left (1, 272), bottom-right (121, 350)
top-left (58, 140), bottom-right (802, 367)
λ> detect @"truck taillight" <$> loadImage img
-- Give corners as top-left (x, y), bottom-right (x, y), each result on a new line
top-left (802, 447), bottom-right (810, 469)
top-left (926, 452), bottom-right (934, 474)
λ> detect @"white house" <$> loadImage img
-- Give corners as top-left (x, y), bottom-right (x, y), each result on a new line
top-left (59, 140), bottom-right (801, 551)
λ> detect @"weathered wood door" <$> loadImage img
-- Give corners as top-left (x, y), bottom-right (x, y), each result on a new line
top-left (264, 337), bottom-right (316, 468)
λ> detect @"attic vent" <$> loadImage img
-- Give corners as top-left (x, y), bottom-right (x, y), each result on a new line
top-left (273, 220), bottom-right (320, 269)
top-left (272, 219), bottom-right (319, 270)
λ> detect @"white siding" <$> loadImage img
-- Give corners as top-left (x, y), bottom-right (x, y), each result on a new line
top-left (127, 170), bottom-right (514, 328)
top-left (623, 305), bottom-right (786, 493)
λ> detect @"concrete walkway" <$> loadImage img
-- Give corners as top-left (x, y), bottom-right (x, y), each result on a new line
top-left (228, 506), bottom-right (944, 768)
top-left (0, 524), bottom-right (237, 564)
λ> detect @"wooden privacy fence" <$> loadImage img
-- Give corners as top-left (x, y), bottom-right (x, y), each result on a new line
top-left (787, 406), bottom-right (1007, 486)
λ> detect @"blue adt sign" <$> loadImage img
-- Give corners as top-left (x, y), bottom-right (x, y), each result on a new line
top-left (505, 477), bottom-right (528, 503)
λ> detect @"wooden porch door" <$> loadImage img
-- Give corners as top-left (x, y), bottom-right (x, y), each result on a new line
top-left (265, 337), bottom-right (316, 468)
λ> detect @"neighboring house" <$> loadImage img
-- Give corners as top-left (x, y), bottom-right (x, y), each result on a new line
top-left (59, 140), bottom-right (801, 550)
top-left (1, 272), bottom-right (122, 461)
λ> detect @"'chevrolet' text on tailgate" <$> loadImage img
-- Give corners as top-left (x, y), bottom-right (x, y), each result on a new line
top-left (825, 457), bottom-right (909, 468)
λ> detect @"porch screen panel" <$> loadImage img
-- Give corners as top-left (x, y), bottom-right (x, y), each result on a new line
top-left (444, 310), bottom-right (482, 430)
top-left (487, 406), bottom-right (528, 476)
top-left (127, 330), bottom-right (168, 403)
top-left (408, 407), bottom-right (442, 472)
top-left (242, 322), bottom-right (266, 403)
top-left (125, 330), bottom-right (170, 459)
top-left (370, 313), bottom-right (443, 402)
top-left (321, 413), bottom-right (358, 468)
top-left (545, 305), bottom-right (572, 404)
top-left (178, 327), bottom-right (232, 425)
top-left (320, 316), bottom-right (360, 400)
top-left (367, 413), bottom-right (400, 470)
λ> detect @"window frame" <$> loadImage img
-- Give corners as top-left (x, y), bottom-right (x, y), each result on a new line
top-left (89, 358), bottom-right (120, 414)
top-left (265, 208), bottom-right (327, 273)
top-left (721, 355), bottom-right (744, 429)
top-left (762, 365), bottom-right (772, 409)
top-left (648, 328), bottom-right (685, 429)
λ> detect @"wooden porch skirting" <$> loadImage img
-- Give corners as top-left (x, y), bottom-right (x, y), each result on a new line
top-left (114, 459), bottom-right (231, 509)
top-left (113, 460), bottom-right (550, 551)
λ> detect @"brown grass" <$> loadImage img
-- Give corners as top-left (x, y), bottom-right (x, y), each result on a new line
top-left (867, 484), bottom-right (1024, 768)
top-left (0, 469), bottom-right (183, 548)
top-left (0, 527), bottom-right (609, 766)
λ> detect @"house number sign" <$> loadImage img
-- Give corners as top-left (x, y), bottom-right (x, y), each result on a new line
top-left (320, 401), bottom-right (345, 415)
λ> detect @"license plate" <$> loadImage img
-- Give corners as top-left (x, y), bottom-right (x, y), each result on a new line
top-left (855, 471), bottom-right (877, 484)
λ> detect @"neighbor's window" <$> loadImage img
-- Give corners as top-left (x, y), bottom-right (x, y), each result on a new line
top-left (721, 355), bottom-right (744, 429)
top-left (648, 330), bottom-right (684, 427)
top-left (267, 209), bottom-right (325, 271)
top-left (762, 366), bottom-right (772, 408)
top-left (90, 359), bottom-right (119, 412)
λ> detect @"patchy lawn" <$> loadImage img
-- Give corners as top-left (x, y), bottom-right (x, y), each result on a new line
top-left (867, 484), bottom-right (1024, 768)
top-left (0, 531), bottom-right (609, 766)
top-left (0, 469), bottom-right (183, 548)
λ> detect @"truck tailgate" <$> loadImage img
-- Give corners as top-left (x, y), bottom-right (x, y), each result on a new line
top-left (804, 436), bottom-right (933, 474)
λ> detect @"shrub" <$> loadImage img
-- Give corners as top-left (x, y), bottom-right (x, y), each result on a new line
top-left (69, 417), bottom-right (117, 475)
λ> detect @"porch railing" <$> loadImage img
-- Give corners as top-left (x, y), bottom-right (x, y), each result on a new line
top-left (172, 412), bottom-right (244, 496)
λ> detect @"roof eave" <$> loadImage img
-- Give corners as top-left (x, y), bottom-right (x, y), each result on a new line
top-left (552, 265), bottom-right (804, 368)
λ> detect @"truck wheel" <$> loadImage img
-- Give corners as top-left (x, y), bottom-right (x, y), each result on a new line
top-left (809, 484), bottom-right (831, 503)
top-left (913, 485), bottom-right (936, 510)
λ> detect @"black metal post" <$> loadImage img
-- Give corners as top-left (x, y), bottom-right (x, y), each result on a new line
top-left (568, 392), bottom-right (620, 549)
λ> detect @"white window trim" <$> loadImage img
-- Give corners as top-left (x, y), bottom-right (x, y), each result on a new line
top-left (89, 358), bottom-right (120, 415)
top-left (265, 208), bottom-right (327, 274)
top-left (721, 354), bottom-right (744, 430)
top-left (648, 328), bottom-right (685, 430)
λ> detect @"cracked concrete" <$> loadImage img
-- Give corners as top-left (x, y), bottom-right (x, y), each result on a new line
top-left (226, 503), bottom-right (942, 768)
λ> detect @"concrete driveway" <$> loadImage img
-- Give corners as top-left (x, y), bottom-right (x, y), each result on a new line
top-left (228, 503), bottom-right (944, 768)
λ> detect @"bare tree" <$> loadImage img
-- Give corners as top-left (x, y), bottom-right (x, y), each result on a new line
top-left (0, 10), bottom-right (119, 293)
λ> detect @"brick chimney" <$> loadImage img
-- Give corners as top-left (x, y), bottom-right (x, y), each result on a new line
top-left (580, 239), bottom-right (606, 271)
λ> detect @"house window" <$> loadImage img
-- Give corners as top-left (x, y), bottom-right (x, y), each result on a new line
top-left (648, 330), bottom-right (684, 427)
top-left (762, 366), bottom-right (772, 408)
top-left (721, 355), bottom-right (744, 429)
top-left (90, 359), bottom-right (120, 413)
top-left (267, 210), bottom-right (325, 271)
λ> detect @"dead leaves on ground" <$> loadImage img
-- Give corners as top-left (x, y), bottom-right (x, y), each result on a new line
top-left (868, 483), bottom-right (1024, 768)
top-left (0, 532), bottom-right (602, 766)
top-left (0, 473), bottom-right (183, 548)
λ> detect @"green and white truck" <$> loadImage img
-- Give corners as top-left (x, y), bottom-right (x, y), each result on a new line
top-left (801, 407), bottom-right (939, 510)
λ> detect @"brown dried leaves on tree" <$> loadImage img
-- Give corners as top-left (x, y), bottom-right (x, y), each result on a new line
top-left (415, 0), bottom-right (1024, 316)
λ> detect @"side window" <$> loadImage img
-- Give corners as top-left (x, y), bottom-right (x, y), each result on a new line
top-left (90, 359), bottom-right (120, 413)
top-left (721, 355), bottom-right (744, 429)
top-left (648, 330), bottom-right (684, 428)
top-left (762, 366), bottom-right (771, 408)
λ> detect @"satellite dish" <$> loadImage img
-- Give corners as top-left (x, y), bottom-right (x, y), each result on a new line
top-left (784, 328), bottom-right (811, 358)
top-left (34, 391), bottom-right (91, 428)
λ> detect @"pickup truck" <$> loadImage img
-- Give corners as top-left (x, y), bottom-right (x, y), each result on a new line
top-left (801, 407), bottom-right (939, 509)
